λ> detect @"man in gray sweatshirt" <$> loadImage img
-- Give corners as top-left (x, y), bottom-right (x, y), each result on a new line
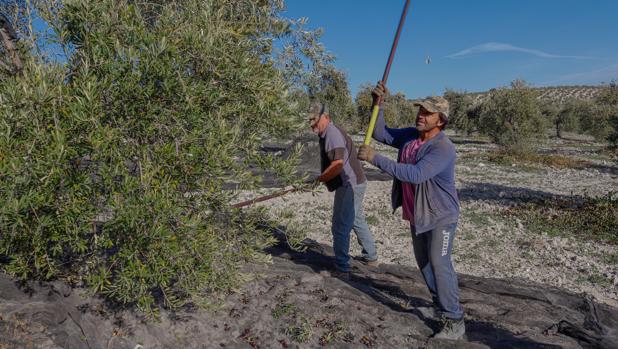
top-left (358, 82), bottom-right (464, 340)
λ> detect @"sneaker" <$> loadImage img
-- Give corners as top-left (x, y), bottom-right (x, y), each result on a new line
top-left (433, 316), bottom-right (465, 340)
top-left (353, 256), bottom-right (379, 267)
top-left (330, 270), bottom-right (351, 281)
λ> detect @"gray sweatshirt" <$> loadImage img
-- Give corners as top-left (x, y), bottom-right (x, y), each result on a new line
top-left (370, 111), bottom-right (460, 234)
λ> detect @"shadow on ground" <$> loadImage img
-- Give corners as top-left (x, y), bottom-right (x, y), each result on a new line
top-left (589, 163), bottom-right (618, 176)
top-left (458, 182), bottom-right (593, 206)
top-left (450, 138), bottom-right (492, 146)
top-left (264, 232), bottom-right (618, 349)
top-left (1, 231), bottom-right (617, 348)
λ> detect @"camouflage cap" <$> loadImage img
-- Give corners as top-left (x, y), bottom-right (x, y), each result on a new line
top-left (307, 101), bottom-right (328, 116)
top-left (414, 96), bottom-right (449, 121)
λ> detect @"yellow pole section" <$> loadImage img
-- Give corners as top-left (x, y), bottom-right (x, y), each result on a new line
top-left (363, 104), bottom-right (381, 145)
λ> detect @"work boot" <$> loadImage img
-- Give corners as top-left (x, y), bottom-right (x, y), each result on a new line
top-left (433, 316), bottom-right (465, 340)
top-left (353, 255), bottom-right (379, 267)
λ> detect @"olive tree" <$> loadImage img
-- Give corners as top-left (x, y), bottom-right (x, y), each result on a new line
top-left (597, 82), bottom-right (618, 146)
top-left (552, 100), bottom-right (584, 138)
top-left (478, 80), bottom-right (544, 152)
top-left (444, 89), bottom-right (477, 135)
top-left (308, 65), bottom-right (356, 131)
top-left (354, 82), bottom-right (416, 131)
top-left (0, 0), bottom-right (314, 313)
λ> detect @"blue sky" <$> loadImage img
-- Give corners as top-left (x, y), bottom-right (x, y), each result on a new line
top-left (283, 0), bottom-right (618, 99)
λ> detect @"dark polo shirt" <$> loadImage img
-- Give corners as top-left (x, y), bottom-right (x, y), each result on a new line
top-left (319, 122), bottom-right (366, 191)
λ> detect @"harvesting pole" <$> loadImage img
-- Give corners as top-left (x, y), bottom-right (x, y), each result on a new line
top-left (363, 0), bottom-right (411, 145)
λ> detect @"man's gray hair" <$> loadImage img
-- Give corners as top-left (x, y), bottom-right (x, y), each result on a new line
top-left (307, 101), bottom-right (329, 116)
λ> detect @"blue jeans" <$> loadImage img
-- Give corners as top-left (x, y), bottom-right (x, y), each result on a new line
top-left (332, 182), bottom-right (377, 272)
top-left (411, 223), bottom-right (464, 320)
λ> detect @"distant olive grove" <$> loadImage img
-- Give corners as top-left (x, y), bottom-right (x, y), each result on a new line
top-left (302, 60), bottom-right (618, 153)
top-left (353, 80), bottom-right (618, 153)
top-left (444, 81), bottom-right (618, 150)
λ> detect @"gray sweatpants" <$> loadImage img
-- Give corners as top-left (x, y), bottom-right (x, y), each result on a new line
top-left (411, 223), bottom-right (464, 320)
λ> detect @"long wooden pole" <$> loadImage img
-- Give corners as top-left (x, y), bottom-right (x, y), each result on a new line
top-left (363, 0), bottom-right (411, 145)
top-left (232, 186), bottom-right (304, 209)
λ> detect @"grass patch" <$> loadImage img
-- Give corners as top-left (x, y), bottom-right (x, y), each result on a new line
top-left (577, 273), bottom-right (613, 287)
top-left (272, 302), bottom-right (297, 320)
top-left (506, 192), bottom-right (618, 244)
top-left (601, 251), bottom-right (618, 265)
top-left (587, 274), bottom-right (613, 287)
top-left (486, 149), bottom-right (591, 169)
top-left (273, 293), bottom-right (313, 343)
top-left (284, 316), bottom-right (313, 343)
top-left (365, 215), bottom-right (379, 225)
top-left (465, 209), bottom-right (494, 227)
top-left (459, 251), bottom-right (482, 262)
top-left (279, 208), bottom-right (296, 220)
top-left (317, 320), bottom-right (353, 345)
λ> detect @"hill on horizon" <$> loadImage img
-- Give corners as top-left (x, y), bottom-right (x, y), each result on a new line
top-left (462, 84), bottom-right (606, 105)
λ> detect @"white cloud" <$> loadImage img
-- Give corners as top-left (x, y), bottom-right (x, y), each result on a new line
top-left (447, 42), bottom-right (595, 60)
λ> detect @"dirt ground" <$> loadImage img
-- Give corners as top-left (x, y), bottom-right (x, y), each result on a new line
top-left (2, 238), bottom-right (617, 349)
